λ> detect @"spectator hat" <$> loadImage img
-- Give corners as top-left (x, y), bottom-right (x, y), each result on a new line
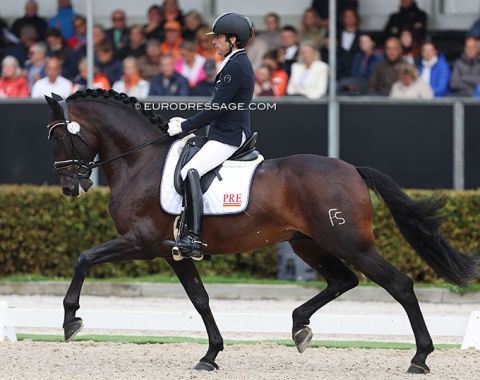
top-left (164, 20), bottom-right (181, 31)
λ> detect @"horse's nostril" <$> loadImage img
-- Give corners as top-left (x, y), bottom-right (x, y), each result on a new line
top-left (62, 187), bottom-right (72, 196)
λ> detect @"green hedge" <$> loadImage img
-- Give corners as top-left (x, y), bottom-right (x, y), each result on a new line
top-left (0, 185), bottom-right (479, 284)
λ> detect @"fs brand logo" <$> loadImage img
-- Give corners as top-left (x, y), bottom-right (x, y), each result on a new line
top-left (223, 193), bottom-right (242, 207)
top-left (328, 208), bottom-right (346, 226)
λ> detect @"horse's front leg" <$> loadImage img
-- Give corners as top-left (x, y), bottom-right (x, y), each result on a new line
top-left (167, 258), bottom-right (224, 371)
top-left (63, 232), bottom-right (146, 341)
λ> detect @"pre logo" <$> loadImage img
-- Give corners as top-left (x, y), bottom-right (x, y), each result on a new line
top-left (223, 193), bottom-right (241, 207)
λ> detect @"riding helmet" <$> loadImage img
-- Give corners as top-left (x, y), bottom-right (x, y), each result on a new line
top-left (207, 13), bottom-right (253, 44)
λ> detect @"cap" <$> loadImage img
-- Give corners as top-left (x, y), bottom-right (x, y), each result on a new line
top-left (164, 20), bottom-right (181, 31)
top-left (203, 59), bottom-right (216, 75)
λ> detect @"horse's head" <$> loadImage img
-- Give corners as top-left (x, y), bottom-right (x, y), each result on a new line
top-left (45, 93), bottom-right (97, 197)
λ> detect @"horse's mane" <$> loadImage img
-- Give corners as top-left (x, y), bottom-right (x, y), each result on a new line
top-left (67, 88), bottom-right (168, 131)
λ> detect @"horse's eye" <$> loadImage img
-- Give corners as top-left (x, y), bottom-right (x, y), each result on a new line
top-left (54, 135), bottom-right (65, 142)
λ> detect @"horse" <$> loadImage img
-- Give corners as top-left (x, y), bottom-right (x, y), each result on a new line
top-left (44, 89), bottom-right (478, 374)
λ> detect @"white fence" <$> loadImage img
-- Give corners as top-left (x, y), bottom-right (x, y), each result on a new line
top-left (0, 302), bottom-right (479, 349)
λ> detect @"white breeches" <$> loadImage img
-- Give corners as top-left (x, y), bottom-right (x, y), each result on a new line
top-left (181, 134), bottom-right (246, 180)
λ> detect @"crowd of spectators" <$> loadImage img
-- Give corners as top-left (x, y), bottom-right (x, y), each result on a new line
top-left (1, 0), bottom-right (480, 100)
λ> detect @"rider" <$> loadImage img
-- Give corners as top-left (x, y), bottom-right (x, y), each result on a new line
top-left (163, 13), bottom-right (255, 260)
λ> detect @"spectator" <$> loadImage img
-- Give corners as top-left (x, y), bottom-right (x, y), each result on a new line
top-left (0, 17), bottom-right (19, 52)
top-left (0, 56), bottom-right (30, 98)
top-left (48, 0), bottom-right (76, 40)
top-left (383, 0), bottom-right (427, 43)
top-left (93, 24), bottom-right (107, 57)
top-left (45, 27), bottom-right (79, 80)
top-left (160, 20), bottom-right (183, 59)
top-left (67, 15), bottom-right (87, 52)
top-left (162, 0), bottom-right (184, 26)
top-left (71, 57), bottom-right (110, 92)
top-left (105, 10), bottom-right (129, 54)
top-left (23, 41), bottom-right (47, 89)
top-left (137, 39), bottom-right (162, 81)
top-left (389, 61), bottom-right (433, 99)
top-left (254, 64), bottom-right (275, 97)
top-left (298, 8), bottom-right (327, 50)
top-left (11, 0), bottom-right (47, 40)
top-left (369, 37), bottom-right (404, 96)
top-left (400, 27), bottom-right (421, 64)
top-left (149, 54), bottom-right (189, 96)
top-left (4, 25), bottom-right (38, 68)
top-left (118, 25), bottom-right (147, 59)
top-left (262, 50), bottom-right (288, 97)
top-left (112, 57), bottom-right (149, 98)
top-left (278, 25), bottom-right (299, 77)
top-left (287, 41), bottom-right (329, 99)
top-left (246, 30), bottom-right (269, 71)
top-left (320, 36), bottom-right (352, 80)
top-left (257, 13), bottom-right (282, 50)
top-left (176, 40), bottom-right (206, 88)
top-left (31, 56), bottom-right (72, 98)
top-left (183, 10), bottom-right (205, 42)
top-left (450, 37), bottom-right (480, 96)
top-left (195, 26), bottom-right (223, 64)
top-left (191, 58), bottom-right (216, 96)
top-left (143, 5), bottom-right (165, 42)
top-left (418, 41), bottom-right (450, 98)
top-left (311, 0), bottom-right (359, 29)
top-left (96, 41), bottom-right (123, 86)
top-left (350, 33), bottom-right (384, 80)
top-left (335, 7), bottom-right (362, 77)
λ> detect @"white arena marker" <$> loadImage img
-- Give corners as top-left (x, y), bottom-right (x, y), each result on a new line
top-left (0, 302), bottom-right (17, 342)
top-left (461, 311), bottom-right (480, 350)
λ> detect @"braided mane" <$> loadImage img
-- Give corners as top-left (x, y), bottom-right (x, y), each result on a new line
top-left (67, 88), bottom-right (168, 131)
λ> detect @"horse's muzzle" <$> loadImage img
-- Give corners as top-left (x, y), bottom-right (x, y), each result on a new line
top-left (61, 177), bottom-right (93, 197)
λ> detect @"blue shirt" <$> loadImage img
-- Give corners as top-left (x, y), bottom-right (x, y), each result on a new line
top-left (48, 6), bottom-right (76, 40)
top-left (148, 72), bottom-right (190, 97)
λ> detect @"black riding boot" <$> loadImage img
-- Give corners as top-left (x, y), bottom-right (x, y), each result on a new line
top-left (164, 169), bottom-right (204, 260)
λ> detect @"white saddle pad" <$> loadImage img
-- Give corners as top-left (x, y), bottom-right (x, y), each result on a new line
top-left (160, 135), bottom-right (264, 216)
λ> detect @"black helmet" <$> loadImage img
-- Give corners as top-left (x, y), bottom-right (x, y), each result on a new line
top-left (207, 13), bottom-right (253, 44)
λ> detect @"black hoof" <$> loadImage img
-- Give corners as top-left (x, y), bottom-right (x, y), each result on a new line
top-left (64, 317), bottom-right (84, 342)
top-left (193, 361), bottom-right (218, 371)
top-left (407, 363), bottom-right (430, 374)
top-left (293, 326), bottom-right (313, 353)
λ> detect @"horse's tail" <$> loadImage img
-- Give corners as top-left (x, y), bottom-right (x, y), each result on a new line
top-left (356, 166), bottom-right (479, 287)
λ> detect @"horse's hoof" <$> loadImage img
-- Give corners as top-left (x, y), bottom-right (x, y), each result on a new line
top-left (407, 363), bottom-right (430, 374)
top-left (64, 318), bottom-right (84, 342)
top-left (193, 361), bottom-right (218, 371)
top-left (293, 326), bottom-right (313, 353)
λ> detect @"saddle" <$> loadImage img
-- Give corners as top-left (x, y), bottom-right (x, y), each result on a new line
top-left (173, 132), bottom-right (259, 194)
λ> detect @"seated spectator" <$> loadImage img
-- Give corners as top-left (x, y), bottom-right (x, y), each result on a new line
top-left (389, 61), bottom-right (433, 99)
top-left (278, 26), bottom-right (299, 77)
top-left (246, 30), bottom-right (269, 71)
top-left (369, 37), bottom-right (404, 96)
top-left (137, 39), bottom-right (162, 81)
top-left (118, 25), bottom-right (147, 59)
top-left (418, 41), bottom-right (450, 98)
top-left (160, 20), bottom-right (183, 59)
top-left (321, 36), bottom-right (352, 80)
top-left (96, 41), bottom-right (123, 86)
top-left (195, 26), bottom-right (223, 64)
top-left (31, 56), bottom-right (72, 98)
top-left (254, 64), bottom-right (275, 97)
top-left (67, 15), bottom-right (86, 52)
top-left (93, 24), bottom-right (107, 58)
top-left (183, 10), bottom-right (205, 42)
top-left (48, 0), bottom-right (76, 40)
top-left (23, 41), bottom-right (48, 89)
top-left (383, 0), bottom-right (427, 43)
top-left (149, 54), bottom-right (189, 96)
top-left (262, 50), bottom-right (288, 97)
top-left (350, 33), bottom-right (384, 80)
top-left (191, 59), bottom-right (216, 96)
top-left (4, 25), bottom-right (38, 68)
top-left (287, 41), bottom-right (329, 99)
top-left (71, 57), bottom-right (110, 92)
top-left (105, 10), bottom-right (129, 54)
top-left (400, 27), bottom-right (421, 64)
top-left (45, 27), bottom-right (79, 80)
top-left (338, 7), bottom-right (361, 59)
top-left (298, 8), bottom-right (327, 50)
top-left (112, 57), bottom-right (149, 98)
top-left (176, 40), bottom-right (206, 88)
top-left (450, 37), bottom-right (480, 96)
top-left (0, 56), bottom-right (30, 98)
top-left (311, 0), bottom-right (359, 29)
top-left (11, 0), bottom-right (47, 40)
top-left (257, 13), bottom-right (282, 50)
top-left (162, 0), bottom-right (184, 26)
top-left (143, 5), bottom-right (165, 42)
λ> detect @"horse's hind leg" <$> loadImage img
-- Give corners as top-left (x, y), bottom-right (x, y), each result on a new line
top-left (289, 238), bottom-right (359, 353)
top-left (346, 247), bottom-right (434, 374)
top-left (167, 258), bottom-right (223, 371)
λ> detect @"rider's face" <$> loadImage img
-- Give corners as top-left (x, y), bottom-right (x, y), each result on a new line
top-left (212, 34), bottom-right (233, 56)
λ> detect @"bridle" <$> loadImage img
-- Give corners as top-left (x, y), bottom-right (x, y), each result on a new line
top-left (47, 98), bottom-right (169, 180)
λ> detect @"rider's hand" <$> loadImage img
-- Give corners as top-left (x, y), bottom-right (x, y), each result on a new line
top-left (167, 117), bottom-right (186, 136)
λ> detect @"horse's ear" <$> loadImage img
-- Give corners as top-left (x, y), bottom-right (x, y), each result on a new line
top-left (45, 94), bottom-right (63, 115)
top-left (51, 93), bottom-right (64, 102)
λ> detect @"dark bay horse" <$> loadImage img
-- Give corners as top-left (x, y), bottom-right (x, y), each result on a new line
top-left (45, 89), bottom-right (478, 374)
